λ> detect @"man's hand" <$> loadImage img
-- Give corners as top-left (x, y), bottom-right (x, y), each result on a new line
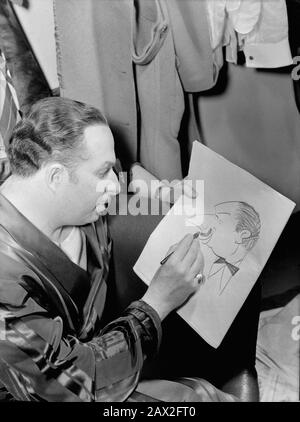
top-left (129, 163), bottom-right (198, 204)
top-left (142, 233), bottom-right (204, 320)
top-left (154, 178), bottom-right (198, 205)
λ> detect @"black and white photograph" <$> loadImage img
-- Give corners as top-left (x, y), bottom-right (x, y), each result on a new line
top-left (0, 0), bottom-right (299, 406)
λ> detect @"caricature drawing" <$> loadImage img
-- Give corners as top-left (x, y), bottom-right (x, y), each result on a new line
top-left (134, 142), bottom-right (295, 347)
top-left (191, 201), bottom-right (261, 295)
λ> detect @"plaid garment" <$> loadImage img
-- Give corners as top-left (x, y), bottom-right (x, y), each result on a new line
top-left (0, 50), bottom-right (20, 159)
top-left (0, 194), bottom-right (161, 401)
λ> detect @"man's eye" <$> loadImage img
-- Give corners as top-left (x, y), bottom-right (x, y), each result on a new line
top-left (98, 169), bottom-right (109, 177)
top-left (215, 215), bottom-right (222, 224)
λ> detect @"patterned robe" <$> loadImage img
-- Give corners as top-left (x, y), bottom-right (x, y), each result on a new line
top-left (0, 193), bottom-right (162, 401)
top-left (0, 193), bottom-right (239, 402)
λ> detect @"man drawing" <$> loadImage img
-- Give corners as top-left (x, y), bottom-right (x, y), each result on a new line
top-left (0, 97), bottom-right (247, 402)
top-left (198, 201), bottom-right (261, 295)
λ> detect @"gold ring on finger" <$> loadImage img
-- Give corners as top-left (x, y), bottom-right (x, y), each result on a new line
top-left (194, 273), bottom-right (204, 284)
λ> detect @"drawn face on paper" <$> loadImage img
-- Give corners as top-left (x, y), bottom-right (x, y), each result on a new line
top-left (198, 202), bottom-right (253, 260)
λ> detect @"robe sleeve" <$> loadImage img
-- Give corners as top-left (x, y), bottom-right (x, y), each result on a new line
top-left (0, 276), bottom-right (162, 402)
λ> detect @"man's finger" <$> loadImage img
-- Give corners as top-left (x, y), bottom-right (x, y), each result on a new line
top-left (181, 238), bottom-right (199, 268)
top-left (165, 243), bottom-right (178, 256)
top-left (188, 249), bottom-right (205, 281)
top-left (169, 233), bottom-right (194, 262)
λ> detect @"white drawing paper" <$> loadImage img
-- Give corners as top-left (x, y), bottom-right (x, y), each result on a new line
top-left (133, 142), bottom-right (296, 348)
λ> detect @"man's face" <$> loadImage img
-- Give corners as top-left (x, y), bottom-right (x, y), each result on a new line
top-left (199, 203), bottom-right (241, 259)
top-left (58, 124), bottom-right (120, 226)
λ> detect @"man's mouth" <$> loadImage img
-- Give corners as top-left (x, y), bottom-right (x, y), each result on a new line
top-left (96, 198), bottom-right (111, 215)
top-left (198, 227), bottom-right (214, 243)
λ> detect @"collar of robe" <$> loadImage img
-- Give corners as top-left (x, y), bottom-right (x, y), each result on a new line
top-left (0, 193), bottom-right (109, 334)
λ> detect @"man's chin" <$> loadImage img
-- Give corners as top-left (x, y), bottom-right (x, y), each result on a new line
top-left (77, 206), bottom-right (108, 226)
top-left (199, 237), bottom-right (211, 245)
top-left (83, 210), bottom-right (104, 225)
top-left (91, 213), bottom-right (102, 222)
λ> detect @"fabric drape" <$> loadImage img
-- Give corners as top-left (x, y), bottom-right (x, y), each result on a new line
top-left (53, 0), bottom-right (216, 180)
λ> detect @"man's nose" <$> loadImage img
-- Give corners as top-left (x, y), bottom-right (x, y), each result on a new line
top-left (106, 170), bottom-right (121, 196)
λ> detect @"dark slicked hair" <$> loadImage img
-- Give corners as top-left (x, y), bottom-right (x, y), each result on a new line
top-left (8, 97), bottom-right (107, 177)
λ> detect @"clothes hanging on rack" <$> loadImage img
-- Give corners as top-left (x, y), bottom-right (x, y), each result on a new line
top-left (206, 0), bottom-right (293, 68)
top-left (164, 0), bottom-right (218, 92)
top-left (54, 0), bottom-right (216, 180)
top-left (132, 0), bottom-right (216, 180)
top-left (132, 0), bottom-right (185, 180)
top-left (54, 0), bottom-right (137, 171)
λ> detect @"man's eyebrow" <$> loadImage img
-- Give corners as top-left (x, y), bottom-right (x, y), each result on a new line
top-left (103, 160), bottom-right (115, 167)
top-left (216, 212), bottom-right (231, 216)
top-left (95, 161), bottom-right (115, 172)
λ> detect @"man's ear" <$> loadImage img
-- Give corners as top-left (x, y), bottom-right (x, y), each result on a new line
top-left (45, 163), bottom-right (68, 192)
top-left (235, 229), bottom-right (251, 244)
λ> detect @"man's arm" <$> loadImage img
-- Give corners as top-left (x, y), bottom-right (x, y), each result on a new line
top-left (0, 280), bottom-right (161, 402)
top-left (0, 230), bottom-right (203, 402)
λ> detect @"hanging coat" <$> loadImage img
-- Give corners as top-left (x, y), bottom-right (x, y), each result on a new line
top-left (53, 0), bottom-right (217, 180)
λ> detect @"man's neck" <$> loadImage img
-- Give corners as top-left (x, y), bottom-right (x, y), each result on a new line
top-left (222, 246), bottom-right (246, 264)
top-left (0, 175), bottom-right (67, 243)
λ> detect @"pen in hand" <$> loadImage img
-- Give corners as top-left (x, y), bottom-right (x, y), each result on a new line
top-left (160, 231), bottom-right (201, 265)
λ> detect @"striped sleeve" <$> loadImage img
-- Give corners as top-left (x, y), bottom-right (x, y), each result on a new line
top-left (0, 50), bottom-right (20, 159)
top-left (0, 279), bottom-right (162, 402)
